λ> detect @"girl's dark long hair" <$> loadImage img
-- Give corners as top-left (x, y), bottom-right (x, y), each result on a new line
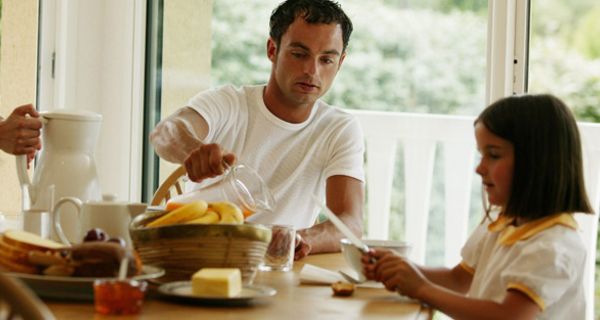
top-left (476, 94), bottom-right (593, 219)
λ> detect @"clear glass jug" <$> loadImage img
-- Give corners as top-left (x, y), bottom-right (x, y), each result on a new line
top-left (168, 164), bottom-right (275, 218)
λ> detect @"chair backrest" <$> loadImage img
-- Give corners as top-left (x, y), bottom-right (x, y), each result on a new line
top-left (575, 123), bottom-right (600, 320)
top-left (351, 110), bottom-right (600, 319)
top-left (0, 273), bottom-right (55, 320)
top-left (151, 166), bottom-right (187, 206)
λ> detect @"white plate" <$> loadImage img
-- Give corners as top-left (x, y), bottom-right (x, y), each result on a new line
top-left (5, 265), bottom-right (164, 301)
top-left (158, 281), bottom-right (276, 306)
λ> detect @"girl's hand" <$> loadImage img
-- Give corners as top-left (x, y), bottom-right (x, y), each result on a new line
top-left (361, 248), bottom-right (392, 280)
top-left (368, 250), bottom-right (429, 299)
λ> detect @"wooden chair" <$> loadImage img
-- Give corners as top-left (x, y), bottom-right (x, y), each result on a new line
top-left (0, 273), bottom-right (55, 320)
top-left (150, 166), bottom-right (188, 206)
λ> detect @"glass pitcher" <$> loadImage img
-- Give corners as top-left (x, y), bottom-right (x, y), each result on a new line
top-left (168, 164), bottom-right (275, 218)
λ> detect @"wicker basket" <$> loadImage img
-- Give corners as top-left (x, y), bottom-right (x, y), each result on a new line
top-left (129, 210), bottom-right (272, 284)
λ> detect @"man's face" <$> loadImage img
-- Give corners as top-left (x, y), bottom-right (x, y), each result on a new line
top-left (267, 17), bottom-right (346, 108)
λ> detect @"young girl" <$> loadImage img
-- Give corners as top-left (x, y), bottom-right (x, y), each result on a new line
top-left (363, 94), bottom-right (593, 320)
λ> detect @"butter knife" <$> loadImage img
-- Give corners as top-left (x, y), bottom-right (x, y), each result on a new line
top-left (311, 194), bottom-right (370, 254)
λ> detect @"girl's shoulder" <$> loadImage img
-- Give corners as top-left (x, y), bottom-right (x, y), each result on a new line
top-left (525, 221), bottom-right (586, 260)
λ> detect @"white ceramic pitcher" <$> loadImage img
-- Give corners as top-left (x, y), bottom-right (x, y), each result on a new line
top-left (16, 110), bottom-right (103, 243)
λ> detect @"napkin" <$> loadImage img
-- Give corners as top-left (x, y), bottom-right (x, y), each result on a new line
top-left (299, 264), bottom-right (384, 288)
top-left (299, 264), bottom-right (345, 284)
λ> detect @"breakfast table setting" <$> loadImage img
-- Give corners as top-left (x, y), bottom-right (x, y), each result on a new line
top-left (0, 110), bottom-right (432, 319)
top-left (43, 253), bottom-right (431, 320)
top-left (1, 209), bottom-right (432, 320)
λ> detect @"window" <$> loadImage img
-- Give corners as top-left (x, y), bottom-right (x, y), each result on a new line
top-left (146, 2), bottom-right (599, 314)
top-left (528, 0), bottom-right (600, 123)
top-left (150, 0), bottom-right (490, 264)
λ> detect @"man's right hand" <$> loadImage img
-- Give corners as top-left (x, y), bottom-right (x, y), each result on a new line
top-left (184, 143), bottom-right (236, 182)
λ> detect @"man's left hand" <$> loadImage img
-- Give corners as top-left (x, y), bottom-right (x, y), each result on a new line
top-left (294, 233), bottom-right (311, 260)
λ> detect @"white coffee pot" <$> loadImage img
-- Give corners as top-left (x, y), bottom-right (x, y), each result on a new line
top-left (52, 195), bottom-right (147, 247)
top-left (16, 110), bottom-right (103, 243)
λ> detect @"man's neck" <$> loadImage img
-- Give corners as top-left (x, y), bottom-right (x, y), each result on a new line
top-left (263, 84), bottom-right (314, 124)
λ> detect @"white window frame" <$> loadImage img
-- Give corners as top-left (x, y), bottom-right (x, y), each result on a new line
top-left (486, 0), bottom-right (529, 104)
top-left (38, 0), bottom-right (529, 200)
top-left (37, 0), bottom-right (147, 201)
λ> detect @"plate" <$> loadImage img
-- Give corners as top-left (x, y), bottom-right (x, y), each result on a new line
top-left (5, 265), bottom-right (164, 301)
top-left (158, 281), bottom-right (276, 306)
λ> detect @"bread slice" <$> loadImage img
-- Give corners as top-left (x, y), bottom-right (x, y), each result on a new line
top-left (0, 235), bottom-right (30, 263)
top-left (0, 230), bottom-right (64, 275)
top-left (3, 230), bottom-right (64, 251)
top-left (0, 254), bottom-right (38, 274)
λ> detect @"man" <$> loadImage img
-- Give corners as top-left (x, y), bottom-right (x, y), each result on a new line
top-left (0, 104), bottom-right (42, 162)
top-left (151, 0), bottom-right (364, 260)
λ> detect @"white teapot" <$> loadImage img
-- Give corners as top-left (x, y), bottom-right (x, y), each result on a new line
top-left (52, 195), bottom-right (147, 247)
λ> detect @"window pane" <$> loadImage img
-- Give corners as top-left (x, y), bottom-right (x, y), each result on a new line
top-left (212, 0), bottom-right (488, 116)
top-left (529, 0), bottom-right (600, 123)
top-left (211, 0), bottom-right (488, 266)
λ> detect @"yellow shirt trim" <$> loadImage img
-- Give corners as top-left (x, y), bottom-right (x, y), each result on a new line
top-left (507, 282), bottom-right (545, 310)
top-left (459, 261), bottom-right (475, 275)
top-left (488, 213), bottom-right (578, 245)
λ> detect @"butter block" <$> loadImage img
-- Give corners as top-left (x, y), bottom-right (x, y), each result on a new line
top-left (191, 268), bottom-right (242, 297)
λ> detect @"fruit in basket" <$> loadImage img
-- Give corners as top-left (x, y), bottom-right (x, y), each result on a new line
top-left (185, 209), bottom-right (220, 224)
top-left (146, 201), bottom-right (208, 227)
top-left (210, 202), bottom-right (244, 224)
top-left (165, 201), bottom-right (185, 212)
top-left (147, 200), bottom-right (244, 227)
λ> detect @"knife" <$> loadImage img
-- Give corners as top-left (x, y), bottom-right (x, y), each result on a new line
top-left (311, 194), bottom-right (370, 254)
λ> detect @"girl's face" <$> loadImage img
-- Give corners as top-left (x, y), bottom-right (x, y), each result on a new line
top-left (474, 122), bottom-right (515, 207)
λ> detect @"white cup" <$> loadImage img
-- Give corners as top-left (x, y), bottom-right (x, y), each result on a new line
top-left (52, 196), bottom-right (147, 246)
top-left (340, 238), bottom-right (412, 282)
top-left (22, 209), bottom-right (51, 239)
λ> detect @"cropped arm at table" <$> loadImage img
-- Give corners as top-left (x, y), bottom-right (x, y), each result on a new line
top-left (418, 263), bottom-right (473, 294)
top-left (150, 107), bottom-right (208, 164)
top-left (300, 175), bottom-right (364, 254)
top-left (415, 283), bottom-right (540, 320)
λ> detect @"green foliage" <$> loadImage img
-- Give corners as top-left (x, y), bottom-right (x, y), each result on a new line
top-left (211, 0), bottom-right (275, 86)
top-left (573, 5), bottom-right (600, 59)
top-left (528, 30), bottom-right (600, 123)
top-left (326, 2), bottom-right (487, 115)
top-left (212, 0), bottom-right (488, 116)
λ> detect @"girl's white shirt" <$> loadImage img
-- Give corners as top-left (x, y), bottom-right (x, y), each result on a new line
top-left (461, 213), bottom-right (586, 319)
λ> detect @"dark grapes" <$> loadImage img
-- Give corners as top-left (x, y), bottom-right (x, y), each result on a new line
top-left (83, 228), bottom-right (108, 242)
top-left (107, 237), bottom-right (126, 247)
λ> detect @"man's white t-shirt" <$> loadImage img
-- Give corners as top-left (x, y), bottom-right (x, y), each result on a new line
top-left (185, 84), bottom-right (365, 229)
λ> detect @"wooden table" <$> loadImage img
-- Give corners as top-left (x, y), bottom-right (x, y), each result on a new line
top-left (46, 253), bottom-right (432, 319)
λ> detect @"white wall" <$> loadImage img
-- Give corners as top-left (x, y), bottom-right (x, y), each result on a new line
top-left (0, 0), bottom-right (38, 213)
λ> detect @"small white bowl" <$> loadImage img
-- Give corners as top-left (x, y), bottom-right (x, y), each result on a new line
top-left (340, 238), bottom-right (412, 282)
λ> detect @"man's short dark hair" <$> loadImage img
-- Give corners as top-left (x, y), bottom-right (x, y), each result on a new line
top-left (269, 0), bottom-right (353, 52)
top-left (476, 94), bottom-right (593, 219)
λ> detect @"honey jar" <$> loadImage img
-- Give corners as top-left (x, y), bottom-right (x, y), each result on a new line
top-left (93, 279), bottom-right (147, 315)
